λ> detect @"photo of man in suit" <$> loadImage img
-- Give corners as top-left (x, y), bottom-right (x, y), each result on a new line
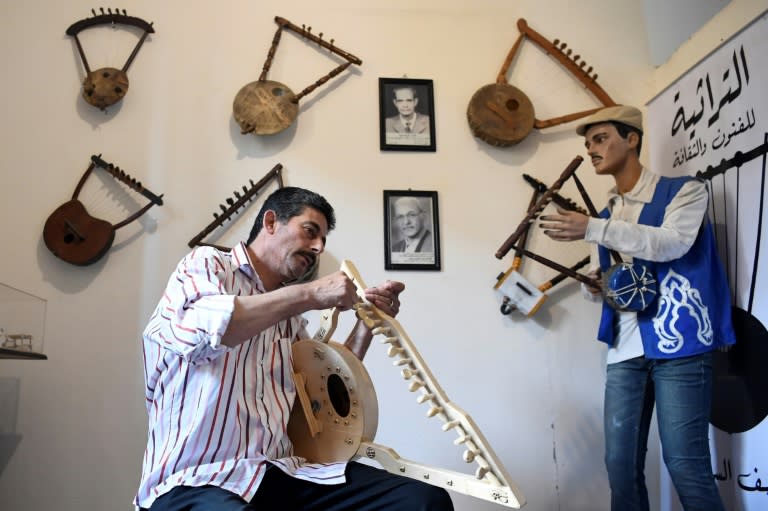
top-left (391, 196), bottom-right (433, 253)
top-left (385, 86), bottom-right (431, 146)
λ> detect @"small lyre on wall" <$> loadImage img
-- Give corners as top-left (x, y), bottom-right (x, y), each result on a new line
top-left (467, 18), bottom-right (617, 147)
top-left (65, 8), bottom-right (155, 111)
top-left (43, 154), bottom-right (164, 266)
top-left (233, 16), bottom-right (362, 136)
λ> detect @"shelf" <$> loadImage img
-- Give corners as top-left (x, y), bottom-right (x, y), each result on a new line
top-left (0, 348), bottom-right (47, 360)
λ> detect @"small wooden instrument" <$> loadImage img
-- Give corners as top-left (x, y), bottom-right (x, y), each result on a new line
top-left (467, 18), bottom-right (616, 147)
top-left (288, 261), bottom-right (525, 508)
top-left (495, 156), bottom-right (659, 312)
top-left (494, 175), bottom-right (592, 315)
top-left (187, 163), bottom-right (284, 250)
top-left (233, 16), bottom-right (362, 136)
top-left (43, 154), bottom-right (163, 266)
top-left (66, 8), bottom-right (154, 110)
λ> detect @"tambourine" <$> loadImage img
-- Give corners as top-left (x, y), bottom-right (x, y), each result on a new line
top-left (603, 262), bottom-right (657, 312)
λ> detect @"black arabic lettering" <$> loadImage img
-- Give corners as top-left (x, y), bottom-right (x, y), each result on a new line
top-left (708, 46), bottom-right (747, 127)
top-left (737, 467), bottom-right (768, 492)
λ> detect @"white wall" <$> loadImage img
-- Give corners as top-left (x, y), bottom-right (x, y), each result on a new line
top-left (0, 1), bottom-right (745, 510)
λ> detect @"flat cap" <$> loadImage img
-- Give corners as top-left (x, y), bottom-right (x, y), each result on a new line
top-left (575, 105), bottom-right (643, 135)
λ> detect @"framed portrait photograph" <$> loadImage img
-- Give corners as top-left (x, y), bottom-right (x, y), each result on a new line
top-left (384, 190), bottom-right (441, 271)
top-left (379, 78), bottom-right (436, 152)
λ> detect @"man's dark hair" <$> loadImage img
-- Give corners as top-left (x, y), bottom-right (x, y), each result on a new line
top-left (246, 187), bottom-right (335, 244)
top-left (611, 122), bottom-right (643, 155)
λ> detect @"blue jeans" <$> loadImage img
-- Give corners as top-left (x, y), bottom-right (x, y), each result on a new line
top-left (604, 352), bottom-right (724, 511)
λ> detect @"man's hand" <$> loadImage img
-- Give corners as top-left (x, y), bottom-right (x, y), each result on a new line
top-left (311, 271), bottom-right (360, 311)
top-left (365, 280), bottom-right (405, 317)
top-left (584, 268), bottom-right (603, 296)
top-left (539, 208), bottom-right (590, 241)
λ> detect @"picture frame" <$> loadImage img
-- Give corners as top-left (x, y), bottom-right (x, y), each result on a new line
top-left (378, 78), bottom-right (436, 152)
top-left (384, 190), bottom-right (441, 271)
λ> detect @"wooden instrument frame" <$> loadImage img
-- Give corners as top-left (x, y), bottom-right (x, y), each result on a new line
top-left (233, 16), bottom-right (362, 136)
top-left (65, 8), bottom-right (154, 110)
top-left (187, 163), bottom-right (284, 250)
top-left (289, 261), bottom-right (525, 508)
top-left (43, 154), bottom-right (163, 266)
top-left (468, 18), bottom-right (617, 147)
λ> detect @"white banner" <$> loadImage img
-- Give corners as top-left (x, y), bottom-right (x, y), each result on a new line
top-left (648, 11), bottom-right (768, 511)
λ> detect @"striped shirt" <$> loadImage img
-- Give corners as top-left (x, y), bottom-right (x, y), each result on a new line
top-left (135, 242), bottom-right (347, 509)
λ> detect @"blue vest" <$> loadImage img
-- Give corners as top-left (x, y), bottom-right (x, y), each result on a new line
top-left (596, 176), bottom-right (736, 358)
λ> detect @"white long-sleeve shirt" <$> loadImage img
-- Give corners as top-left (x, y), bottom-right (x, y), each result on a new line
top-left (135, 242), bottom-right (347, 509)
top-left (583, 167), bottom-right (709, 364)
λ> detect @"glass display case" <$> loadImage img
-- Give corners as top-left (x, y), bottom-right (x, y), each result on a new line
top-left (0, 283), bottom-right (47, 360)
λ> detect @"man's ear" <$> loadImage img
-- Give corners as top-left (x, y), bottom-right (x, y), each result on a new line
top-left (627, 131), bottom-right (640, 150)
top-left (263, 210), bottom-right (278, 234)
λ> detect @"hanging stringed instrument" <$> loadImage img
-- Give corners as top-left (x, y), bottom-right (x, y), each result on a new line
top-left (494, 176), bottom-right (590, 316)
top-left (288, 260), bottom-right (525, 508)
top-left (494, 156), bottom-right (657, 313)
top-left (233, 16), bottom-right (362, 136)
top-left (187, 163), bottom-right (284, 251)
top-left (467, 18), bottom-right (616, 147)
top-left (66, 8), bottom-right (155, 111)
top-left (43, 154), bottom-right (163, 266)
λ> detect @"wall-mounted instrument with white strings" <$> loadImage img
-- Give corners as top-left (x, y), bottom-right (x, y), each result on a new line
top-left (65, 8), bottom-right (155, 111)
top-left (233, 16), bottom-right (362, 136)
top-left (288, 260), bottom-right (525, 508)
top-left (43, 154), bottom-right (164, 266)
top-left (467, 18), bottom-right (616, 147)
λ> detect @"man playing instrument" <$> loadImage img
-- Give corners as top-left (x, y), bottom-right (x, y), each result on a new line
top-left (539, 105), bottom-right (735, 511)
top-left (135, 186), bottom-right (453, 511)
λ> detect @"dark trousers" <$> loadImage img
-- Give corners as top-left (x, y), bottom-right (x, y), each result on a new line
top-left (148, 462), bottom-right (453, 511)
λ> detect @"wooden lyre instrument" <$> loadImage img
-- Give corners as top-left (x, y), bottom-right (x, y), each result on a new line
top-left (495, 175), bottom-right (591, 316)
top-left (494, 156), bottom-right (656, 313)
top-left (233, 16), bottom-right (362, 136)
top-left (187, 163), bottom-right (284, 250)
top-left (467, 18), bottom-right (616, 147)
top-left (43, 154), bottom-right (163, 266)
top-left (288, 260), bottom-right (525, 508)
top-left (66, 8), bottom-right (155, 110)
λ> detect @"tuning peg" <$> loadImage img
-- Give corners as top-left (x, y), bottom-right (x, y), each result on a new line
top-left (573, 54), bottom-right (580, 61)
top-left (219, 204), bottom-right (227, 213)
top-left (566, 49), bottom-right (572, 56)
top-left (91, 8), bottom-right (97, 16)
top-left (580, 61), bottom-right (586, 69)
top-left (394, 357), bottom-right (412, 366)
top-left (387, 346), bottom-right (404, 357)
top-left (426, 405), bottom-right (443, 417)
top-left (318, 32), bottom-right (323, 45)
top-left (553, 38), bottom-right (560, 45)
top-left (442, 420), bottom-right (460, 432)
top-left (408, 379), bottom-right (425, 392)
top-left (559, 42), bottom-right (567, 50)
top-left (401, 367), bottom-right (415, 379)
top-left (122, 9), bottom-right (127, 15)
top-left (213, 212), bottom-right (220, 219)
top-left (226, 198), bottom-right (234, 206)
top-left (475, 466), bottom-right (490, 479)
top-left (463, 449), bottom-right (480, 463)
top-left (592, 73), bottom-right (599, 81)
top-left (417, 392), bottom-right (434, 404)
top-left (234, 190), bottom-right (242, 199)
